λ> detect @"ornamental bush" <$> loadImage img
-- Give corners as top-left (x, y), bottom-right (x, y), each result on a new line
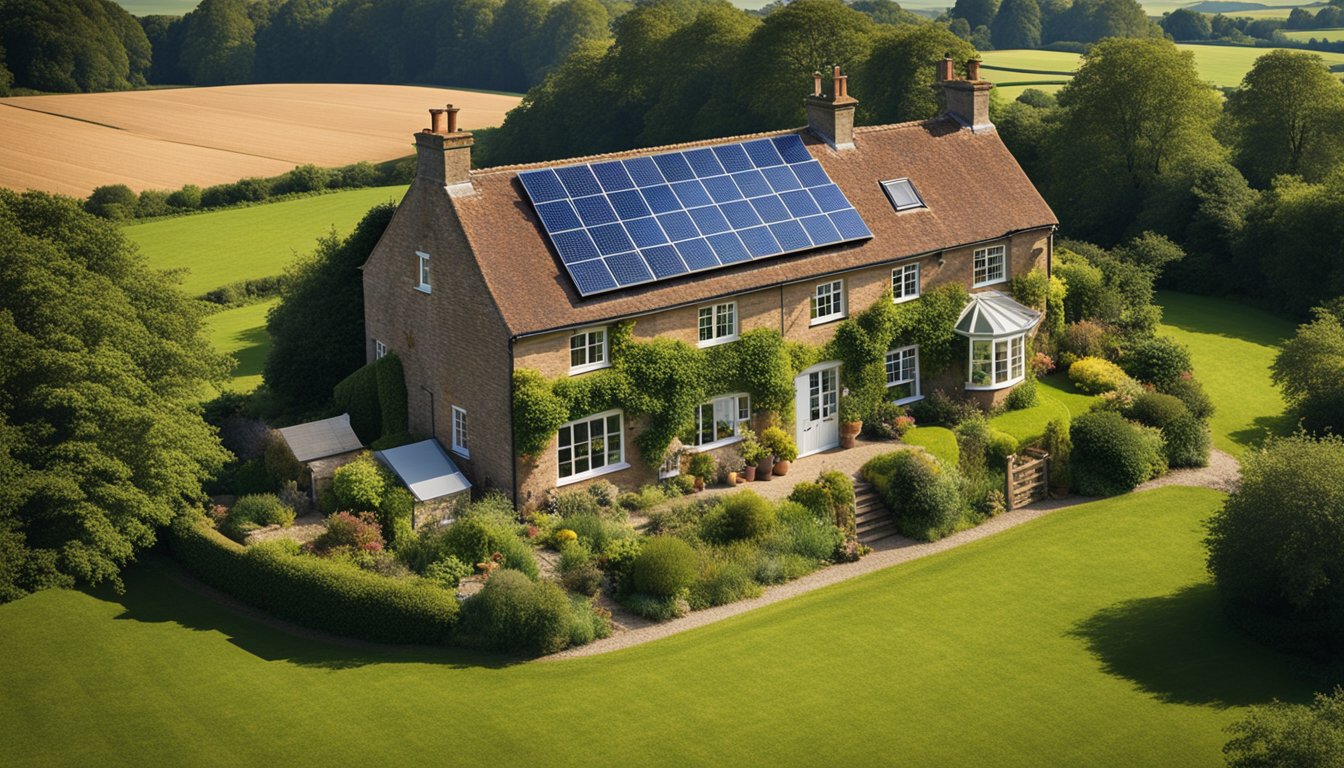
top-left (1207, 435), bottom-right (1344, 656)
top-left (169, 520), bottom-right (458, 645)
top-left (1123, 336), bottom-right (1192, 386)
top-left (1069, 356), bottom-right (1131, 394)
top-left (862, 451), bottom-right (964, 541)
top-left (312, 511), bottom-right (386, 553)
top-left (786, 470), bottom-right (856, 531)
top-left (1124, 391), bottom-right (1192, 430)
top-left (1070, 411), bottom-right (1163, 496)
top-left (987, 429), bottom-right (1020, 469)
top-left (688, 557), bottom-right (762, 610)
top-left (221, 493), bottom-right (295, 541)
top-left (424, 555), bottom-right (473, 588)
top-left (1163, 414), bottom-right (1211, 468)
top-left (1159, 376), bottom-right (1215, 421)
top-left (1224, 689), bottom-right (1344, 768)
top-left (772, 501), bottom-right (844, 561)
top-left (1004, 374), bottom-right (1038, 411)
top-left (455, 569), bottom-right (573, 655)
top-left (702, 491), bottom-right (777, 542)
top-left (628, 536), bottom-right (697, 598)
top-left (331, 455), bottom-right (386, 512)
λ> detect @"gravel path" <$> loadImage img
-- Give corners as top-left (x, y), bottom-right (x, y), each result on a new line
top-left (546, 449), bottom-right (1240, 661)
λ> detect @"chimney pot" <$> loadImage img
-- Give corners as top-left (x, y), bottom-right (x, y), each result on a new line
top-left (966, 58), bottom-right (981, 82)
top-left (806, 66), bottom-right (858, 149)
top-left (938, 55), bottom-right (955, 83)
top-left (429, 108), bottom-right (448, 134)
top-left (446, 104), bottom-right (460, 133)
top-left (416, 106), bottom-right (474, 193)
top-left (813, 71), bottom-right (823, 97)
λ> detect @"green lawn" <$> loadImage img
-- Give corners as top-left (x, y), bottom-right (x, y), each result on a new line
top-left (126, 186), bottom-right (406, 392)
top-left (1, 487), bottom-right (1324, 766)
top-left (1156, 291), bottom-right (1295, 457)
top-left (991, 373), bottom-right (1098, 443)
top-left (903, 425), bottom-right (959, 465)
top-left (983, 45), bottom-right (1344, 101)
top-left (125, 186), bottom-right (407, 297)
top-left (205, 299), bottom-right (279, 393)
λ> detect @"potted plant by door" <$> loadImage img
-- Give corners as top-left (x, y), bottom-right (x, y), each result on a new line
top-left (738, 429), bottom-right (763, 482)
top-left (688, 452), bottom-right (716, 492)
top-left (838, 395), bottom-right (864, 450)
top-left (761, 426), bottom-right (798, 476)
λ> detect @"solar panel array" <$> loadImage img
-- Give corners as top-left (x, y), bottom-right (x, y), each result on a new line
top-left (517, 134), bottom-right (874, 297)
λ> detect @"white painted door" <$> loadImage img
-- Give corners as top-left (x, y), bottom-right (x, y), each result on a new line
top-left (795, 363), bottom-right (840, 458)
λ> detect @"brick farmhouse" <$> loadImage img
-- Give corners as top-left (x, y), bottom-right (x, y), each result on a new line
top-left (362, 57), bottom-right (1058, 506)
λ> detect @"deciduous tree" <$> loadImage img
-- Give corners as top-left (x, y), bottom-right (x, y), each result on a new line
top-left (1224, 50), bottom-right (1344, 186)
top-left (991, 0), bottom-right (1042, 49)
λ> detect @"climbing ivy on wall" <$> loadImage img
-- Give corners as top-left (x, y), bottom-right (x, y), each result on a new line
top-left (511, 285), bottom-right (970, 468)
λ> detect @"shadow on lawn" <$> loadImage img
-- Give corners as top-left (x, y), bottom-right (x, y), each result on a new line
top-left (226, 325), bottom-right (270, 381)
top-left (1156, 291), bottom-right (1294, 348)
top-left (1228, 414), bottom-right (1298, 453)
top-left (1071, 583), bottom-right (1324, 708)
top-left (100, 557), bottom-right (517, 671)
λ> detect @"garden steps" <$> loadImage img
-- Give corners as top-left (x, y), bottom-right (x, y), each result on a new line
top-left (853, 481), bottom-right (898, 544)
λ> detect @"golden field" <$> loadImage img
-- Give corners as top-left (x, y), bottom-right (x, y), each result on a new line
top-left (0, 83), bottom-right (520, 197)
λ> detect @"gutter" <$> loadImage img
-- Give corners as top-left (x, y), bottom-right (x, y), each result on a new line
top-left (508, 225), bottom-right (1056, 342)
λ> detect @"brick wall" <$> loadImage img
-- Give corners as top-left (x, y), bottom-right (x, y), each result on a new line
top-left (362, 181), bottom-right (516, 498)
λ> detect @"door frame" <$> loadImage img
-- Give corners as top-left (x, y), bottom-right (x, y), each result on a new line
top-left (794, 360), bottom-right (841, 458)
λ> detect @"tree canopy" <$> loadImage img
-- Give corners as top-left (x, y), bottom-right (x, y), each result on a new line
top-left (1224, 50), bottom-right (1344, 186)
top-left (991, 0), bottom-right (1042, 49)
top-left (1225, 688), bottom-right (1344, 768)
top-left (0, 0), bottom-right (150, 92)
top-left (0, 191), bottom-right (229, 601)
top-left (263, 203), bottom-right (396, 410)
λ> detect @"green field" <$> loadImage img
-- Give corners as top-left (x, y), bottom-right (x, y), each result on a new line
top-left (204, 299), bottom-right (279, 393)
top-left (983, 44), bottom-right (1344, 100)
top-left (1283, 26), bottom-right (1344, 40)
top-left (126, 186), bottom-right (406, 390)
top-left (1156, 291), bottom-right (1295, 456)
top-left (2, 486), bottom-right (1326, 767)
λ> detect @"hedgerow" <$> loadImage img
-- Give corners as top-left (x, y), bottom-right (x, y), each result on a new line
top-left (168, 519), bottom-right (459, 645)
top-left (332, 354), bottom-right (408, 444)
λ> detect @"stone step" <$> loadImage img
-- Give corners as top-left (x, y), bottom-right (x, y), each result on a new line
top-left (858, 520), bottom-right (900, 544)
top-left (856, 514), bottom-right (894, 534)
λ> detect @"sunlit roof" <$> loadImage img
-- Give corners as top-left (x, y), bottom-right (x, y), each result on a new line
top-left (954, 290), bottom-right (1041, 337)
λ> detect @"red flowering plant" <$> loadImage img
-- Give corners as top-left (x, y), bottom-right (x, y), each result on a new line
top-left (310, 511), bottom-right (385, 554)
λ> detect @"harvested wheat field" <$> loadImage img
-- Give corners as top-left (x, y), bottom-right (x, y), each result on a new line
top-left (0, 84), bottom-right (520, 197)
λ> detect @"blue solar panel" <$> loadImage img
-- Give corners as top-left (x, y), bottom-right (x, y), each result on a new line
top-left (519, 135), bottom-right (871, 296)
top-left (605, 252), bottom-right (654, 286)
top-left (568, 258), bottom-right (618, 294)
top-left (642, 245), bottom-right (688, 278)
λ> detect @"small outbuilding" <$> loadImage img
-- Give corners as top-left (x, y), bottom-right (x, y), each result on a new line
top-left (374, 439), bottom-right (472, 527)
top-left (277, 414), bottom-right (365, 500)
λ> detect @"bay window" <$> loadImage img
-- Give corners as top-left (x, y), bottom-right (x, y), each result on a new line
top-left (968, 334), bottom-right (1026, 389)
top-left (955, 290), bottom-right (1041, 391)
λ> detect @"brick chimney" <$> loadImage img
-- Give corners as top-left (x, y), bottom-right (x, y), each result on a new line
top-left (415, 104), bottom-right (474, 196)
top-left (933, 55), bottom-right (993, 133)
top-left (805, 65), bottom-right (858, 150)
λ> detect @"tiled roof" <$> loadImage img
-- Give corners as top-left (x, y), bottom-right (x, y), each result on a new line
top-left (450, 116), bottom-right (1057, 337)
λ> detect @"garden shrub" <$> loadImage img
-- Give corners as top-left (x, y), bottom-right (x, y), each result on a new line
top-left (1123, 336), bottom-right (1192, 386)
top-left (1207, 435), bottom-right (1344, 656)
top-left (378, 486), bottom-right (415, 548)
top-left (221, 493), bottom-right (295, 541)
top-left (331, 455), bottom-right (385, 512)
top-left (688, 452), bottom-right (717, 483)
top-left (1004, 374), bottom-right (1038, 411)
top-left (549, 487), bottom-right (603, 518)
top-left (752, 552), bottom-right (817, 584)
top-left (701, 491), bottom-right (777, 542)
top-left (760, 426), bottom-right (797, 462)
top-left (1069, 411), bottom-right (1163, 496)
top-left (1223, 688), bottom-right (1344, 768)
top-left (1068, 356), bottom-right (1131, 394)
top-left (620, 592), bottom-right (690, 621)
top-left (564, 512), bottom-right (633, 555)
top-left (986, 430), bottom-right (1020, 469)
top-left (312, 511), bottom-right (386, 554)
top-left (861, 451), bottom-right (964, 541)
top-left (786, 470), bottom-right (855, 530)
top-left (558, 542), bottom-right (603, 596)
top-left (1040, 417), bottom-right (1072, 493)
top-left (772, 501), bottom-right (844, 561)
top-left (688, 557), bottom-right (761, 609)
top-left (910, 389), bottom-right (978, 427)
top-left (1163, 414), bottom-right (1211, 468)
top-left (1054, 255), bottom-right (1108, 324)
top-left (566, 596), bottom-right (613, 647)
top-left (1136, 425), bottom-right (1169, 479)
top-left (1159, 375), bottom-right (1215, 421)
top-left (455, 570), bottom-right (572, 656)
top-left (955, 415), bottom-right (991, 487)
top-left (401, 505), bottom-right (538, 579)
top-left (424, 555), bottom-right (473, 588)
top-left (1056, 320), bottom-right (1113, 368)
top-left (169, 519), bottom-right (459, 645)
top-left (862, 400), bottom-right (915, 439)
top-left (619, 484), bottom-right (668, 511)
top-left (1124, 391), bottom-right (1191, 430)
top-left (628, 536), bottom-right (697, 598)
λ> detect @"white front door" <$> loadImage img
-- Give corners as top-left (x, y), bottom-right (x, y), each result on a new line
top-left (795, 363), bottom-right (840, 458)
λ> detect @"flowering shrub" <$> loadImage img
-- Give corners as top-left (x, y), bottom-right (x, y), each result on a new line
top-left (312, 511), bottom-right (386, 554)
top-left (554, 528), bottom-right (578, 544)
top-left (1068, 356), bottom-right (1131, 395)
top-left (1030, 352), bottom-right (1055, 376)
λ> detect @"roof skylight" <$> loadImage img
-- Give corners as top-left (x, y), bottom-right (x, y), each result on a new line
top-left (881, 178), bottom-right (925, 212)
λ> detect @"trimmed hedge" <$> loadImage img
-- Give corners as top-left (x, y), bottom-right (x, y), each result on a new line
top-left (168, 519), bottom-right (459, 645)
top-left (454, 569), bottom-right (573, 656)
top-left (1070, 411), bottom-right (1163, 496)
top-left (333, 354), bottom-right (408, 444)
top-left (1125, 391), bottom-right (1191, 430)
top-left (1122, 336), bottom-right (1191, 387)
top-left (629, 536), bottom-right (697, 598)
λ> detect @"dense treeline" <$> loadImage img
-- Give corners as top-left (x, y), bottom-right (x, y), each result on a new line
top-left (478, 0), bottom-right (973, 165)
top-left (945, 0), bottom-right (1159, 51)
top-left (0, 0), bottom-right (151, 92)
top-left (1160, 2), bottom-right (1344, 49)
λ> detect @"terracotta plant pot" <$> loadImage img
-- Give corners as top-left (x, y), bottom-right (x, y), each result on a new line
top-left (743, 465), bottom-right (757, 482)
top-left (726, 471), bottom-right (738, 486)
top-left (839, 420), bottom-right (863, 449)
top-left (756, 456), bottom-right (774, 480)
top-left (773, 459), bottom-right (792, 476)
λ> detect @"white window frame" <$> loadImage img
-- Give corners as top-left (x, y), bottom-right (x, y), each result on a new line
top-left (373, 339), bottom-right (387, 360)
top-left (973, 245), bottom-right (1006, 288)
top-left (451, 406), bottom-right (469, 458)
top-left (568, 326), bottom-right (609, 375)
top-left (892, 263), bottom-right (920, 303)
top-left (416, 251), bottom-right (432, 293)
top-left (885, 345), bottom-right (922, 405)
top-left (966, 333), bottom-right (1026, 390)
top-left (697, 301), bottom-right (738, 347)
top-left (810, 280), bottom-right (846, 325)
top-left (556, 409), bottom-right (628, 485)
top-left (689, 393), bottom-right (751, 451)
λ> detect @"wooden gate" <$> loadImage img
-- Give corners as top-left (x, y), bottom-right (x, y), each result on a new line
top-left (1005, 448), bottom-right (1050, 510)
